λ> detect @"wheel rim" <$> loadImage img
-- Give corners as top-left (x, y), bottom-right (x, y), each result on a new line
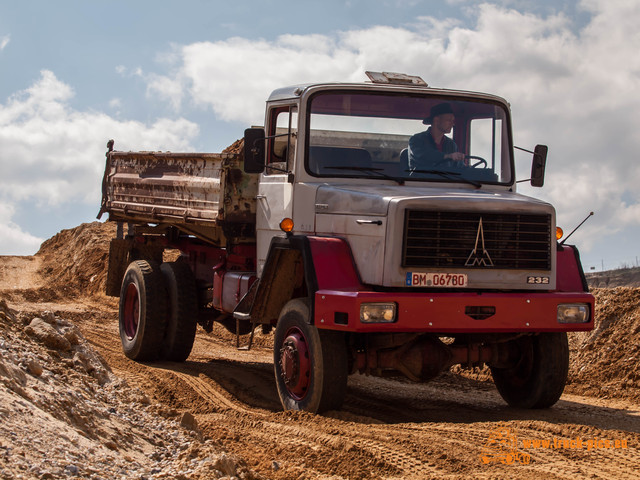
top-left (279, 327), bottom-right (311, 400)
top-left (123, 282), bottom-right (140, 340)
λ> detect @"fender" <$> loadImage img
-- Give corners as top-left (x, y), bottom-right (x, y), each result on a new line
top-left (556, 244), bottom-right (589, 292)
top-left (105, 236), bottom-right (165, 297)
top-left (248, 235), bottom-right (362, 324)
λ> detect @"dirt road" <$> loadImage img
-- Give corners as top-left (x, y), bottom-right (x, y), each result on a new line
top-left (1, 251), bottom-right (638, 480)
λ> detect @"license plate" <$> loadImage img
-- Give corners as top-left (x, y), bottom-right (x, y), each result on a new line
top-left (406, 272), bottom-right (468, 287)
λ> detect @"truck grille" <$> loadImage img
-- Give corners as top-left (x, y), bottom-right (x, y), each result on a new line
top-left (402, 210), bottom-right (551, 270)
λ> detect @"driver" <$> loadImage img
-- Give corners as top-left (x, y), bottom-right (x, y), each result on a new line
top-left (408, 103), bottom-right (467, 170)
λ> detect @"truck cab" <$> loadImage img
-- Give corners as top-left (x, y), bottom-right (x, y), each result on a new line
top-left (249, 73), bottom-right (552, 290)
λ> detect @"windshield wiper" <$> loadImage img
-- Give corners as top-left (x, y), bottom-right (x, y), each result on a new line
top-left (326, 166), bottom-right (405, 185)
top-left (409, 169), bottom-right (481, 188)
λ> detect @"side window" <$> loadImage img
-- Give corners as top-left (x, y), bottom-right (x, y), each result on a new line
top-left (469, 117), bottom-right (505, 179)
top-left (267, 106), bottom-right (298, 174)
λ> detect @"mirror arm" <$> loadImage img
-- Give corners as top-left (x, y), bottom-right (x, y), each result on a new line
top-left (514, 145), bottom-right (535, 155)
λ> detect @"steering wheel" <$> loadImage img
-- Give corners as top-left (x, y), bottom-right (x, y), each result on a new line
top-left (466, 155), bottom-right (487, 168)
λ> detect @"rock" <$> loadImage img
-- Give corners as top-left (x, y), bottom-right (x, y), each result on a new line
top-left (104, 440), bottom-right (118, 451)
top-left (0, 358), bottom-right (27, 385)
top-left (72, 352), bottom-right (92, 373)
top-left (72, 351), bottom-right (110, 384)
top-left (180, 412), bottom-right (198, 432)
top-left (41, 311), bottom-right (56, 325)
top-left (26, 358), bottom-right (44, 377)
top-left (25, 318), bottom-right (71, 352)
top-left (213, 453), bottom-right (239, 476)
top-left (64, 329), bottom-right (81, 346)
top-left (64, 464), bottom-right (79, 475)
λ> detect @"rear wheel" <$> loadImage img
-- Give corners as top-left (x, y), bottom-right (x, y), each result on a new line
top-left (491, 332), bottom-right (569, 408)
top-left (160, 261), bottom-right (198, 362)
top-left (119, 260), bottom-right (167, 361)
top-left (274, 298), bottom-right (348, 413)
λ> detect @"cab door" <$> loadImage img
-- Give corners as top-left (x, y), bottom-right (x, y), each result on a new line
top-left (256, 105), bottom-right (297, 276)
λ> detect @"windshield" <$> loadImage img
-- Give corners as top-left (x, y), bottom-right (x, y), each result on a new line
top-left (306, 91), bottom-right (512, 185)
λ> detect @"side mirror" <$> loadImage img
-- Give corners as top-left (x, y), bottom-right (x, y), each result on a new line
top-left (243, 128), bottom-right (266, 173)
top-left (530, 144), bottom-right (548, 187)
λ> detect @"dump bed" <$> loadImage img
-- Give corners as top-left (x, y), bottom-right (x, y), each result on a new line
top-left (98, 150), bottom-right (258, 245)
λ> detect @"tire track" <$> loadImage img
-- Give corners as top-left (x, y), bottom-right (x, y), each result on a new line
top-left (143, 359), bottom-right (452, 478)
top-left (172, 370), bottom-right (265, 416)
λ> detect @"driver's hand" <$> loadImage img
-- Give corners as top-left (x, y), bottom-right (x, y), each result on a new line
top-left (446, 152), bottom-right (466, 163)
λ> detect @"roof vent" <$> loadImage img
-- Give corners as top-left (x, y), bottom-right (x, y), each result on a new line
top-left (365, 71), bottom-right (427, 86)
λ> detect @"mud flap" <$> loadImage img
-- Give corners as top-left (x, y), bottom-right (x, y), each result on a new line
top-left (106, 239), bottom-right (131, 297)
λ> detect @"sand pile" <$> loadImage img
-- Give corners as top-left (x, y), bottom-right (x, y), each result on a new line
top-left (566, 287), bottom-right (640, 401)
top-left (221, 138), bottom-right (243, 154)
top-left (36, 221), bottom-right (117, 297)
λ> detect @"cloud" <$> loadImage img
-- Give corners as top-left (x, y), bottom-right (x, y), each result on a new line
top-left (0, 203), bottom-right (43, 256)
top-left (145, 72), bottom-right (185, 111)
top-left (0, 70), bottom-right (199, 254)
top-left (109, 98), bottom-right (122, 109)
top-left (0, 70), bottom-right (199, 207)
top-left (0, 35), bottom-right (9, 51)
top-left (139, 0), bottom-right (640, 255)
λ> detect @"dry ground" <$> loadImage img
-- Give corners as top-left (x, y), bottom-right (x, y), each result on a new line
top-left (0, 222), bottom-right (638, 479)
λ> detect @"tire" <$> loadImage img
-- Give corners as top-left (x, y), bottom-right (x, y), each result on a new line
top-left (160, 261), bottom-right (198, 362)
top-left (273, 298), bottom-right (348, 413)
top-left (119, 260), bottom-right (167, 361)
top-left (491, 332), bottom-right (569, 409)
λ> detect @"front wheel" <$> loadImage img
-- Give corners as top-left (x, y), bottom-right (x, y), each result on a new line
top-left (274, 299), bottom-right (348, 413)
top-left (491, 332), bottom-right (569, 408)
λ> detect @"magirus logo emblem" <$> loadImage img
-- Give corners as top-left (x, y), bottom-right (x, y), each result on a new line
top-left (465, 218), bottom-right (494, 267)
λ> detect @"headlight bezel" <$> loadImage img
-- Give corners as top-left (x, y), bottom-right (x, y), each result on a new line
top-left (557, 303), bottom-right (590, 324)
top-left (360, 302), bottom-right (397, 323)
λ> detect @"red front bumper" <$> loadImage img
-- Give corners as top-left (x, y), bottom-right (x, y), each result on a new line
top-left (313, 290), bottom-right (594, 333)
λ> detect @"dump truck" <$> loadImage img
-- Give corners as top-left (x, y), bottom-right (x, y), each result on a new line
top-left (98, 72), bottom-right (594, 413)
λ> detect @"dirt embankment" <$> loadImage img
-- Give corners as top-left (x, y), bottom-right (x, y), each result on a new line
top-left (36, 222), bottom-right (118, 298)
top-left (567, 287), bottom-right (640, 401)
top-left (1, 221), bottom-right (639, 480)
top-left (587, 267), bottom-right (640, 288)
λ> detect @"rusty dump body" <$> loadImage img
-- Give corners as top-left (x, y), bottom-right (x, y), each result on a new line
top-left (99, 150), bottom-right (258, 245)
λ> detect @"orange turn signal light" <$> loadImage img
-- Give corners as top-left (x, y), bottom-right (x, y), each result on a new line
top-left (556, 226), bottom-right (563, 240)
top-left (280, 218), bottom-right (294, 233)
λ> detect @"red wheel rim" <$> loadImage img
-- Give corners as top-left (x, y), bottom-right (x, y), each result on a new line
top-left (279, 327), bottom-right (311, 400)
top-left (123, 282), bottom-right (140, 340)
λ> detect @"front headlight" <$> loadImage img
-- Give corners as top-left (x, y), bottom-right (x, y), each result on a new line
top-left (360, 303), bottom-right (397, 323)
top-left (557, 304), bottom-right (590, 323)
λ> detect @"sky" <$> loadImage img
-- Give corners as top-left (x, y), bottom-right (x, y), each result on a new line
top-left (1, 0), bottom-right (639, 271)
